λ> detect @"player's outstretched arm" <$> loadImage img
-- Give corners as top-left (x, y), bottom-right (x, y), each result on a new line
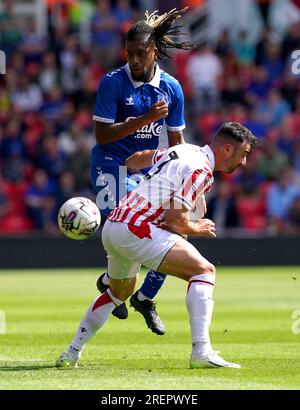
top-left (94, 101), bottom-right (168, 145)
top-left (164, 200), bottom-right (216, 238)
top-left (125, 150), bottom-right (155, 172)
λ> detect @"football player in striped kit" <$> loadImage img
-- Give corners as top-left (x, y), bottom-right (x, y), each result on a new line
top-left (56, 122), bottom-right (257, 369)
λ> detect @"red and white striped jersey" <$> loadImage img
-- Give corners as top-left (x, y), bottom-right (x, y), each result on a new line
top-left (151, 148), bottom-right (208, 221)
top-left (108, 144), bottom-right (214, 239)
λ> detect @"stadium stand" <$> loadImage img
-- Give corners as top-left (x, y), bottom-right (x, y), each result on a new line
top-left (1, 0), bottom-right (300, 237)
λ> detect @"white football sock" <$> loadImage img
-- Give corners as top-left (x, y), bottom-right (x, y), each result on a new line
top-left (186, 273), bottom-right (215, 356)
top-left (67, 289), bottom-right (122, 356)
top-left (137, 290), bottom-right (152, 301)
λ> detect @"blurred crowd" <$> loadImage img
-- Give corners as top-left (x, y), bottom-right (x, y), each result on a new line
top-left (1, 0), bottom-right (300, 237)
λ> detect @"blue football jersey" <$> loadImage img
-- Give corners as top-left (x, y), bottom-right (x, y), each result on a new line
top-left (91, 63), bottom-right (185, 169)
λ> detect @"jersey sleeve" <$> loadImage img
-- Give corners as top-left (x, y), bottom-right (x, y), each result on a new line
top-left (151, 148), bottom-right (167, 165)
top-left (173, 169), bottom-right (210, 211)
top-left (93, 74), bottom-right (118, 123)
top-left (165, 80), bottom-right (185, 132)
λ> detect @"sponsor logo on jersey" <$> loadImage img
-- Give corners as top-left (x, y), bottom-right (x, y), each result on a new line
top-left (125, 116), bottom-right (163, 139)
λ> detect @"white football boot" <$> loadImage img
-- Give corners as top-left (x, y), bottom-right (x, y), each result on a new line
top-left (190, 351), bottom-right (241, 369)
top-left (55, 350), bottom-right (81, 368)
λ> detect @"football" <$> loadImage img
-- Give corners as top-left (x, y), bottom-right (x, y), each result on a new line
top-left (58, 197), bottom-right (101, 240)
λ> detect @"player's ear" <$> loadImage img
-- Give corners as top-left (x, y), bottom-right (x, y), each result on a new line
top-left (223, 143), bottom-right (233, 157)
top-left (153, 46), bottom-right (158, 61)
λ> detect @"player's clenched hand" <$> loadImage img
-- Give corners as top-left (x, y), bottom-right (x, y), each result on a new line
top-left (195, 218), bottom-right (216, 238)
top-left (144, 100), bottom-right (168, 123)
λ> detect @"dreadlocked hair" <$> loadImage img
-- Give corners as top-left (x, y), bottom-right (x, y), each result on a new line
top-left (126, 7), bottom-right (193, 58)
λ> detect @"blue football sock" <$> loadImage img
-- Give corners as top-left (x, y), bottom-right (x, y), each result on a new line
top-left (139, 270), bottom-right (167, 300)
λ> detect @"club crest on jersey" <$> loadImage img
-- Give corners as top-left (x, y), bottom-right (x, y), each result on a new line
top-left (125, 95), bottom-right (134, 105)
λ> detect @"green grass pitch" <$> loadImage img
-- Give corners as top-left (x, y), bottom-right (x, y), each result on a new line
top-left (0, 267), bottom-right (299, 390)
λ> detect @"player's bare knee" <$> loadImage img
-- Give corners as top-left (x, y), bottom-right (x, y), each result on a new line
top-left (189, 260), bottom-right (215, 277)
top-left (203, 263), bottom-right (216, 276)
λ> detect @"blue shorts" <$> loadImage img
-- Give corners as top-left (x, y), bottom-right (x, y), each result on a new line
top-left (90, 163), bottom-right (142, 217)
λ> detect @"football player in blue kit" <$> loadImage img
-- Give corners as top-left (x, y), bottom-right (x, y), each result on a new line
top-left (90, 8), bottom-right (193, 335)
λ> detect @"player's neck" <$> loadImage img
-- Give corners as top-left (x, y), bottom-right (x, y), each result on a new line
top-left (144, 64), bottom-right (156, 83)
top-left (208, 144), bottom-right (220, 171)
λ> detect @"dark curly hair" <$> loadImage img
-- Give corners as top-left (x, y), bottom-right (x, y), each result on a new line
top-left (126, 8), bottom-right (193, 59)
top-left (214, 122), bottom-right (258, 149)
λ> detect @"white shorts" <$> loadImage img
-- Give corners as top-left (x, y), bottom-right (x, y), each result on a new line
top-left (101, 220), bottom-right (181, 279)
